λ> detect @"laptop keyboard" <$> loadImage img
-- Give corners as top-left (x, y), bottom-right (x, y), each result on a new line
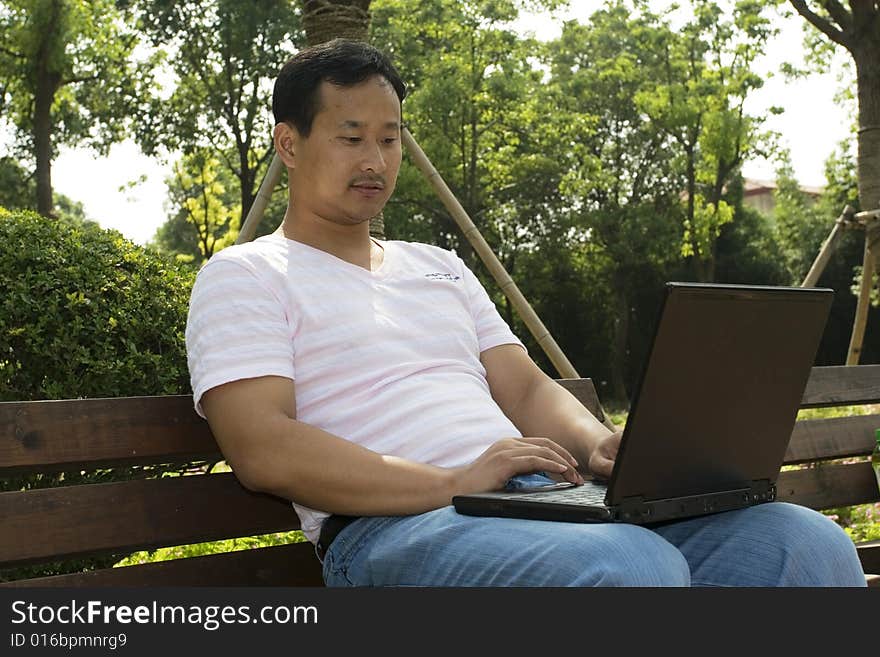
top-left (501, 482), bottom-right (608, 506)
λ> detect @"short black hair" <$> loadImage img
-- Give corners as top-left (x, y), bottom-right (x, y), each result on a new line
top-left (272, 39), bottom-right (407, 136)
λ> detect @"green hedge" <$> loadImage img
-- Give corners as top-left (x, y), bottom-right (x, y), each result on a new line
top-left (0, 208), bottom-right (195, 401)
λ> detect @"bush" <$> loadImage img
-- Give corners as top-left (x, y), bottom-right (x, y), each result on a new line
top-left (0, 208), bottom-right (195, 400)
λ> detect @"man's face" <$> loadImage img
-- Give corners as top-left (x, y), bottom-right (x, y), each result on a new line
top-left (286, 76), bottom-right (402, 227)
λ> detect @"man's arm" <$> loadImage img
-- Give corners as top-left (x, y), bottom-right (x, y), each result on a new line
top-left (201, 374), bottom-right (581, 515)
top-left (481, 344), bottom-right (620, 479)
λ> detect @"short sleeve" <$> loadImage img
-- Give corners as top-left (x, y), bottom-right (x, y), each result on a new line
top-left (459, 259), bottom-right (527, 355)
top-left (185, 258), bottom-right (295, 418)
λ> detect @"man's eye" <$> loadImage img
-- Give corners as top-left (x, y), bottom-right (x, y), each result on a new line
top-left (383, 138), bottom-right (398, 145)
top-left (343, 137), bottom-right (362, 143)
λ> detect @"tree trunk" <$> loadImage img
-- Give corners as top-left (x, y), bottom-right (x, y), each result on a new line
top-left (33, 0), bottom-right (64, 217)
top-left (34, 72), bottom-right (55, 217)
top-left (239, 147), bottom-right (256, 225)
top-left (854, 46), bottom-right (880, 217)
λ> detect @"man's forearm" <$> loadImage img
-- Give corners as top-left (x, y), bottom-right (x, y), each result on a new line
top-left (235, 413), bottom-right (458, 517)
top-left (511, 375), bottom-right (614, 474)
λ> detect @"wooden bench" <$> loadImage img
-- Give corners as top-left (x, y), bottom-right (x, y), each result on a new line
top-left (1, 367), bottom-right (878, 587)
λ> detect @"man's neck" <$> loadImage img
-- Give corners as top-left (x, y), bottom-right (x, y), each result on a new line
top-left (276, 214), bottom-right (382, 272)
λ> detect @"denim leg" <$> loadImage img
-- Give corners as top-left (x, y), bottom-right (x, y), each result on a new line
top-left (322, 506), bottom-right (690, 587)
top-left (651, 502), bottom-right (866, 587)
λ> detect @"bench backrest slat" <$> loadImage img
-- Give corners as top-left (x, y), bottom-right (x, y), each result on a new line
top-left (801, 365), bottom-right (880, 407)
top-left (0, 382), bottom-right (601, 474)
top-left (0, 396), bottom-right (218, 474)
top-left (784, 415), bottom-right (879, 464)
top-left (777, 462), bottom-right (879, 510)
top-left (0, 543), bottom-right (323, 588)
top-left (0, 473), bottom-right (298, 566)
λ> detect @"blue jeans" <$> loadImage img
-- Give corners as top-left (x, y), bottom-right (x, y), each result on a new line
top-left (321, 486), bottom-right (866, 587)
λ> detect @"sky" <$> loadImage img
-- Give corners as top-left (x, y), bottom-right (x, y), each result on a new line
top-left (42, 2), bottom-right (856, 246)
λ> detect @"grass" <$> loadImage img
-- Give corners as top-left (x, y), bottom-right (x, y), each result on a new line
top-left (114, 531), bottom-right (309, 567)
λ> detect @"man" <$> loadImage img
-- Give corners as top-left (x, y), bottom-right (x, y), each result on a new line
top-left (186, 39), bottom-right (865, 586)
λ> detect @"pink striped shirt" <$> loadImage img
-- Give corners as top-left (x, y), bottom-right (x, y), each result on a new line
top-left (185, 234), bottom-right (526, 542)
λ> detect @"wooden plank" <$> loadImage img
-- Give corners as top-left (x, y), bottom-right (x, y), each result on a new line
top-left (776, 462), bottom-right (880, 510)
top-left (555, 378), bottom-right (603, 421)
top-left (0, 543), bottom-right (323, 587)
top-left (0, 384), bottom-right (600, 473)
top-left (784, 415), bottom-right (879, 464)
top-left (0, 396), bottom-right (218, 474)
top-left (801, 365), bottom-right (880, 407)
top-left (0, 473), bottom-right (300, 566)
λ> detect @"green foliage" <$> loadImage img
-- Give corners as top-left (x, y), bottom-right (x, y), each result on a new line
top-left (713, 198), bottom-right (790, 286)
top-left (0, 0), bottom-right (155, 148)
top-left (835, 503), bottom-right (880, 543)
top-left (151, 150), bottom-right (288, 262)
top-left (0, 0), bottom-right (158, 212)
top-left (135, 0), bottom-right (303, 226)
top-left (773, 155), bottom-right (831, 283)
top-left (632, 0), bottom-right (776, 280)
top-left (0, 207), bottom-right (195, 401)
top-left (115, 531), bottom-right (308, 566)
top-left (0, 155), bottom-right (85, 223)
top-left (373, 0), bottom-right (570, 259)
top-left (0, 157), bottom-right (35, 210)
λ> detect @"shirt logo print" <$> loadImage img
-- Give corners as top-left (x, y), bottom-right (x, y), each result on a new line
top-left (424, 272), bottom-right (461, 282)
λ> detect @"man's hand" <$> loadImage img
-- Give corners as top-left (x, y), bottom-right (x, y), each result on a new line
top-left (452, 436), bottom-right (584, 495)
top-left (587, 430), bottom-right (622, 480)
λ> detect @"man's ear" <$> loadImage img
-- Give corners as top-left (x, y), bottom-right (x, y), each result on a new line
top-left (273, 123), bottom-right (298, 168)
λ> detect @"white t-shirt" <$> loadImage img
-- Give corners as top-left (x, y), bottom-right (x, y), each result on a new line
top-left (185, 233), bottom-right (526, 542)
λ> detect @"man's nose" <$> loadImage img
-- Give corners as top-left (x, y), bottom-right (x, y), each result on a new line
top-left (361, 142), bottom-right (387, 173)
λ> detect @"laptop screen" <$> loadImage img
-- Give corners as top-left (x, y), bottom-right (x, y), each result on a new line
top-left (606, 283), bottom-right (833, 503)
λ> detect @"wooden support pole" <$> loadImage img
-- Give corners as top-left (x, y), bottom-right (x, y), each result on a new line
top-left (846, 208), bottom-right (880, 365)
top-left (802, 205), bottom-right (856, 287)
top-left (237, 153), bottom-right (285, 245)
top-left (847, 240), bottom-right (875, 365)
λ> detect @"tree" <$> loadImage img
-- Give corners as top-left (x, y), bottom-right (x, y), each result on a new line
top-left (636, 0), bottom-right (777, 282)
top-left (544, 2), bottom-right (685, 402)
top-left (166, 150), bottom-right (241, 261)
top-left (152, 151), bottom-right (290, 262)
top-left (372, 0), bottom-right (567, 260)
top-left (787, 1), bottom-right (880, 215)
top-left (135, 0), bottom-right (303, 224)
top-left (0, 0), bottom-right (155, 216)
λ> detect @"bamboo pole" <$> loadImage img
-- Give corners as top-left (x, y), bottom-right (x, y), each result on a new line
top-left (237, 153), bottom-right (285, 245)
top-left (801, 205), bottom-right (855, 287)
top-left (847, 210), bottom-right (880, 365)
top-left (846, 240), bottom-right (875, 365)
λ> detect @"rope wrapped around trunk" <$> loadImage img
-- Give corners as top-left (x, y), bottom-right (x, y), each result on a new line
top-left (302, 0), bottom-right (371, 45)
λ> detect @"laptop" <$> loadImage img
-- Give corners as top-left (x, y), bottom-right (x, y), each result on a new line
top-left (453, 282), bottom-right (834, 525)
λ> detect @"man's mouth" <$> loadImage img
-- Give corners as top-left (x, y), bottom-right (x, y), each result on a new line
top-left (350, 180), bottom-right (386, 197)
